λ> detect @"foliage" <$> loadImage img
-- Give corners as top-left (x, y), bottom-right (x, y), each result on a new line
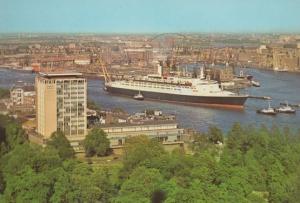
top-left (121, 135), bottom-right (165, 178)
top-left (1, 118), bottom-right (300, 203)
top-left (0, 88), bottom-right (9, 99)
top-left (47, 131), bottom-right (75, 160)
top-left (0, 115), bottom-right (26, 157)
top-left (114, 167), bottom-right (165, 203)
top-left (208, 125), bottom-right (224, 144)
top-left (0, 142), bottom-right (117, 202)
top-left (83, 128), bottom-right (110, 157)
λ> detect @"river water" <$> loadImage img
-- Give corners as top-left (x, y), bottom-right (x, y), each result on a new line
top-left (1, 68), bottom-right (300, 132)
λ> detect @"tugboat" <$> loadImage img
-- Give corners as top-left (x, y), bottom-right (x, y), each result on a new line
top-left (257, 101), bottom-right (277, 115)
top-left (133, 91), bottom-right (144, 101)
top-left (280, 102), bottom-right (300, 108)
top-left (276, 101), bottom-right (296, 114)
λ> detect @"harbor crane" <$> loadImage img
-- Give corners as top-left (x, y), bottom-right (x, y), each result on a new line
top-left (95, 57), bottom-right (111, 83)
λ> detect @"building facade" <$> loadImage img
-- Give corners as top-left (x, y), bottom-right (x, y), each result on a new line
top-left (207, 66), bottom-right (234, 82)
top-left (35, 72), bottom-right (87, 146)
top-left (10, 83), bottom-right (35, 112)
top-left (99, 120), bottom-right (184, 148)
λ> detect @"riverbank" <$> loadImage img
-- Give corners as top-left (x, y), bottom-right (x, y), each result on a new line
top-left (1, 67), bottom-right (300, 132)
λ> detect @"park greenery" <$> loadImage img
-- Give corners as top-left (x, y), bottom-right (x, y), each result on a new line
top-left (47, 131), bottom-right (75, 160)
top-left (0, 88), bottom-right (9, 99)
top-left (0, 114), bottom-right (300, 202)
top-left (83, 128), bottom-right (110, 157)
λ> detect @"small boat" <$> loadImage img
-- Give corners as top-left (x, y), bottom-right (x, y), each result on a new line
top-left (274, 67), bottom-right (288, 72)
top-left (133, 91), bottom-right (144, 100)
top-left (276, 101), bottom-right (296, 114)
top-left (263, 96), bottom-right (272, 100)
top-left (280, 102), bottom-right (300, 108)
top-left (251, 80), bottom-right (260, 87)
top-left (257, 101), bottom-right (277, 115)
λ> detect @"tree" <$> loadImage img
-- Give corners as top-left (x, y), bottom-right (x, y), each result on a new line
top-left (55, 163), bottom-right (103, 203)
top-left (0, 88), bottom-right (9, 99)
top-left (0, 169), bottom-right (5, 194)
top-left (2, 166), bottom-right (53, 203)
top-left (0, 144), bottom-right (63, 202)
top-left (47, 131), bottom-right (75, 160)
top-left (1, 120), bottom-right (300, 202)
top-left (0, 115), bottom-right (26, 157)
top-left (208, 125), bottom-right (224, 144)
top-left (51, 161), bottom-right (117, 203)
top-left (122, 135), bottom-right (165, 177)
top-left (83, 128), bottom-right (110, 157)
top-left (114, 167), bottom-right (165, 203)
top-left (5, 122), bottom-right (26, 151)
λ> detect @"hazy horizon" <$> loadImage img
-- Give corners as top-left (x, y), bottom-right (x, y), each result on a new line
top-left (1, 31), bottom-right (300, 35)
top-left (1, 0), bottom-right (300, 33)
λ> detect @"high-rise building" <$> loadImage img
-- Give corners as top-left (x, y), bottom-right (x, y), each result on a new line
top-left (35, 72), bottom-right (87, 147)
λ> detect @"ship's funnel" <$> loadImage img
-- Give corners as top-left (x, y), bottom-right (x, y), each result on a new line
top-left (199, 66), bottom-right (205, 79)
top-left (157, 63), bottom-right (163, 77)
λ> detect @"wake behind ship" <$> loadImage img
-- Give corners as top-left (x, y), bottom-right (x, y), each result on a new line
top-left (104, 64), bottom-right (248, 108)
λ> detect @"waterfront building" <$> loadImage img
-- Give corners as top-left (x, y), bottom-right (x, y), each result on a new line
top-left (99, 120), bottom-right (184, 148)
top-left (35, 72), bottom-right (87, 147)
top-left (123, 46), bottom-right (153, 66)
top-left (272, 47), bottom-right (300, 71)
top-left (207, 66), bottom-right (234, 82)
top-left (9, 83), bottom-right (35, 113)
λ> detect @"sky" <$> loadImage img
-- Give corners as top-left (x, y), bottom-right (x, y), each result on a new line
top-left (0, 0), bottom-right (300, 33)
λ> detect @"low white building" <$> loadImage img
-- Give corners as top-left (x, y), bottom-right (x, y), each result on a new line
top-left (98, 120), bottom-right (184, 148)
top-left (74, 59), bottom-right (90, 65)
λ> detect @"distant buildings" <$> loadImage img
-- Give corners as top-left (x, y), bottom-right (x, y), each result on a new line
top-left (207, 66), bottom-right (234, 82)
top-left (272, 46), bottom-right (300, 71)
top-left (35, 72), bottom-right (87, 148)
top-left (124, 46), bottom-right (153, 66)
top-left (74, 59), bottom-right (90, 65)
top-left (9, 82), bottom-right (35, 113)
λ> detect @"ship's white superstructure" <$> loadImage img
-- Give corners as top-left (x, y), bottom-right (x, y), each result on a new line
top-left (107, 76), bottom-right (237, 97)
top-left (104, 63), bottom-right (248, 108)
top-left (107, 64), bottom-right (239, 97)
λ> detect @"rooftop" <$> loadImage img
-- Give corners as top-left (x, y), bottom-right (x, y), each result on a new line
top-left (99, 120), bottom-right (178, 128)
top-left (11, 82), bottom-right (35, 92)
top-left (39, 72), bottom-right (84, 78)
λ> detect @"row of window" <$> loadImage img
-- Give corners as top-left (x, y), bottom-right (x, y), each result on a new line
top-left (57, 91), bottom-right (85, 95)
top-left (57, 129), bottom-right (85, 135)
top-left (123, 82), bottom-right (191, 89)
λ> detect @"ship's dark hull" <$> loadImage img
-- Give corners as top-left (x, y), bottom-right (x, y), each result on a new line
top-left (106, 86), bottom-right (248, 108)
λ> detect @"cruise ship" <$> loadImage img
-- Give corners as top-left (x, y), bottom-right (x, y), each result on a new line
top-left (104, 64), bottom-right (248, 108)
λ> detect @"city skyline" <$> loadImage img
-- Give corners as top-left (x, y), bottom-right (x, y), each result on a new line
top-left (1, 0), bottom-right (300, 33)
